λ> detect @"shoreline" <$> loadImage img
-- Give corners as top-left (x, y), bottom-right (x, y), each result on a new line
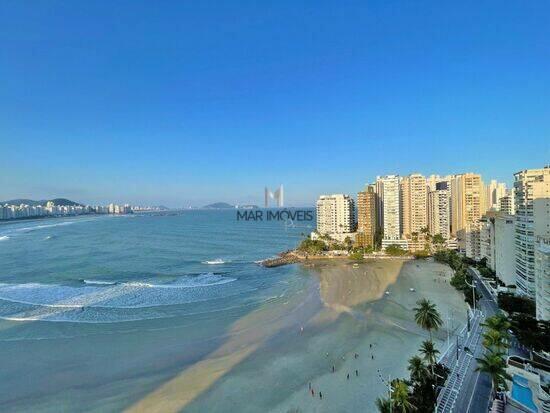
top-left (260, 249), bottom-right (416, 267)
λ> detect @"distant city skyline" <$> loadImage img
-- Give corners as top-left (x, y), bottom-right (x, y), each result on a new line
top-left (1, 2), bottom-right (549, 207)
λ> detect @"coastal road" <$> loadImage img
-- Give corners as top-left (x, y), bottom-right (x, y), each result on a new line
top-left (452, 267), bottom-right (528, 413)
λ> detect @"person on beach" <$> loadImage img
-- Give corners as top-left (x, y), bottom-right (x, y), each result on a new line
top-left (371, 354), bottom-right (374, 360)
top-left (355, 369), bottom-right (358, 376)
top-left (332, 365), bottom-right (335, 373)
top-left (347, 373), bottom-right (349, 380)
top-left (319, 392), bottom-right (322, 399)
top-left (311, 389), bottom-right (315, 397)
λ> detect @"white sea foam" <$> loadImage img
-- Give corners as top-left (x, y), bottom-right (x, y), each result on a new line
top-left (16, 221), bottom-right (75, 232)
top-left (202, 258), bottom-right (227, 265)
top-left (0, 236), bottom-right (9, 241)
top-left (0, 273), bottom-right (241, 312)
top-left (82, 279), bottom-right (116, 286)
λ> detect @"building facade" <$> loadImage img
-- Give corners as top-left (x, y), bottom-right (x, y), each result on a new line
top-left (499, 190), bottom-right (516, 215)
top-left (494, 214), bottom-right (516, 287)
top-left (316, 194), bottom-right (356, 235)
top-left (376, 175), bottom-right (401, 241)
top-left (534, 196), bottom-right (550, 320)
top-left (428, 181), bottom-right (451, 240)
top-left (356, 186), bottom-right (377, 248)
top-left (514, 167), bottom-right (550, 298)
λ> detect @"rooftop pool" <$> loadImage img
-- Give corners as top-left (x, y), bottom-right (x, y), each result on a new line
top-left (511, 374), bottom-right (538, 413)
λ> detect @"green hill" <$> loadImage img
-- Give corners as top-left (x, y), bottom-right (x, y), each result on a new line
top-left (0, 198), bottom-right (83, 207)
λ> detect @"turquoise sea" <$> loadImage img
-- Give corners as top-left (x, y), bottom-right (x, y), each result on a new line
top-left (0, 211), bottom-right (317, 411)
top-left (0, 210), bottom-right (467, 413)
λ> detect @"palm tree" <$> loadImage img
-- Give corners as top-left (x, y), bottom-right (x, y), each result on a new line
top-left (482, 329), bottom-right (508, 353)
top-left (482, 313), bottom-right (511, 335)
top-left (376, 396), bottom-right (391, 413)
top-left (419, 340), bottom-right (440, 375)
top-left (392, 380), bottom-right (416, 412)
top-left (414, 299), bottom-right (443, 341)
top-left (475, 351), bottom-right (512, 396)
top-left (407, 355), bottom-right (428, 384)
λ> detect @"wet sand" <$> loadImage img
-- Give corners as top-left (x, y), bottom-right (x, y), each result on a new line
top-left (127, 259), bottom-right (466, 413)
top-left (0, 259), bottom-right (466, 413)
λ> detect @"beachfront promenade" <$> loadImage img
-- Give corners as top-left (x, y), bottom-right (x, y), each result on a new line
top-left (436, 308), bottom-right (484, 413)
top-left (437, 267), bottom-right (530, 413)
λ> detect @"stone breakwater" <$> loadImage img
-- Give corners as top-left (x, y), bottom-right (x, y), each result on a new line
top-left (259, 251), bottom-right (302, 267)
top-left (259, 250), bottom-right (416, 267)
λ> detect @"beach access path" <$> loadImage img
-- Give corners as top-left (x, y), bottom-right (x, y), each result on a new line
top-left (440, 266), bottom-right (529, 413)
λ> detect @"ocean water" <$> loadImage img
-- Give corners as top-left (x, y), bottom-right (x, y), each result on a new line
top-left (0, 211), bottom-right (467, 413)
top-left (0, 211), bottom-right (311, 324)
top-left (0, 211), bottom-right (318, 412)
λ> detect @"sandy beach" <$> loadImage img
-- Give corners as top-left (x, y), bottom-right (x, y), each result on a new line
top-left (125, 258), bottom-right (467, 413)
top-left (0, 234), bottom-right (467, 413)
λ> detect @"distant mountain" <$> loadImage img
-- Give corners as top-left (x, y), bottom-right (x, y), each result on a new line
top-left (0, 198), bottom-right (83, 207)
top-left (237, 204), bottom-right (259, 209)
top-left (202, 202), bottom-right (235, 209)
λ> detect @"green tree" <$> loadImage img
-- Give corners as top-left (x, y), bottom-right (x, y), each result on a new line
top-left (414, 299), bottom-right (443, 341)
top-left (407, 355), bottom-right (428, 384)
top-left (344, 236), bottom-right (353, 251)
top-left (376, 397), bottom-right (391, 413)
top-left (475, 351), bottom-right (512, 395)
top-left (386, 244), bottom-right (408, 256)
top-left (392, 380), bottom-right (416, 412)
top-left (482, 313), bottom-right (511, 335)
top-left (419, 340), bottom-right (440, 369)
top-left (482, 329), bottom-right (508, 353)
top-left (349, 250), bottom-right (364, 261)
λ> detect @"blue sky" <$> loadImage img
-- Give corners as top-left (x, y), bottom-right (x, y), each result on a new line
top-left (1, 1), bottom-right (549, 207)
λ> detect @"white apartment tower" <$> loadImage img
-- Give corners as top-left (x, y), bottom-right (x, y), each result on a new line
top-left (533, 184), bottom-right (550, 320)
top-left (316, 194), bottom-right (356, 235)
top-left (499, 189), bottom-right (516, 215)
top-left (514, 167), bottom-right (550, 298)
top-left (494, 214), bottom-right (517, 287)
top-left (377, 175), bottom-right (401, 240)
top-left (400, 173), bottom-right (428, 238)
top-left (428, 182), bottom-right (451, 239)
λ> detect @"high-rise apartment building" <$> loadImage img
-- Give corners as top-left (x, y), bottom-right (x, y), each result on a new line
top-left (533, 183), bottom-right (550, 320)
top-left (499, 190), bottom-right (516, 215)
top-left (485, 180), bottom-right (507, 212)
top-left (514, 167), bottom-right (550, 298)
top-left (316, 194), bottom-right (356, 235)
top-left (494, 214), bottom-right (516, 287)
top-left (400, 173), bottom-right (428, 238)
top-left (357, 186), bottom-right (377, 247)
top-left (376, 175), bottom-right (401, 241)
top-left (399, 176), bottom-right (410, 238)
top-left (428, 182), bottom-right (451, 240)
top-left (450, 173), bottom-right (484, 237)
